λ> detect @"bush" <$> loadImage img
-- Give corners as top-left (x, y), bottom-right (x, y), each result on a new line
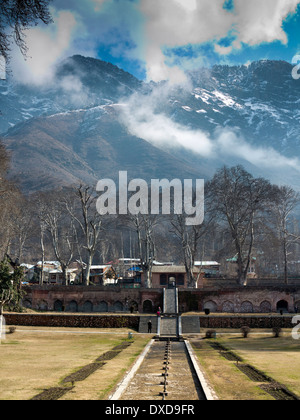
top-left (272, 327), bottom-right (282, 338)
top-left (241, 326), bottom-right (251, 338)
top-left (9, 327), bottom-right (16, 334)
top-left (205, 330), bottom-right (217, 339)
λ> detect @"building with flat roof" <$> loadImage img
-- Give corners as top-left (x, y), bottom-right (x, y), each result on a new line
top-left (151, 266), bottom-right (202, 289)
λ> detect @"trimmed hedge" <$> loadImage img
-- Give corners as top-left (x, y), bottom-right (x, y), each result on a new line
top-left (199, 316), bottom-right (294, 329)
top-left (4, 314), bottom-right (140, 330)
top-left (4, 313), bottom-right (294, 331)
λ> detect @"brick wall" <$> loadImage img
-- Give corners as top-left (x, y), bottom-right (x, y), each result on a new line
top-left (179, 288), bottom-right (300, 313)
top-left (19, 285), bottom-right (300, 316)
top-left (22, 286), bottom-right (163, 314)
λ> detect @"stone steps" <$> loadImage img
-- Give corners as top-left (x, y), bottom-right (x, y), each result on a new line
top-left (160, 317), bottom-right (178, 336)
top-left (164, 289), bottom-right (177, 314)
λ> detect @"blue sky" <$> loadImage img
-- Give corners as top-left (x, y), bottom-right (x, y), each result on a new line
top-left (12, 0), bottom-right (300, 83)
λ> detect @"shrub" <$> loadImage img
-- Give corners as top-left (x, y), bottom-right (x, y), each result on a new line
top-left (205, 330), bottom-right (217, 339)
top-left (272, 327), bottom-right (282, 338)
top-left (9, 327), bottom-right (16, 334)
top-left (241, 326), bottom-right (251, 338)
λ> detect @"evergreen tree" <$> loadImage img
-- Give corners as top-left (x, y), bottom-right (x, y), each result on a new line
top-left (0, 259), bottom-right (24, 315)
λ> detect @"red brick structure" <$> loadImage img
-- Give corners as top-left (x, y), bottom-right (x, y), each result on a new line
top-left (21, 283), bottom-right (300, 314)
top-left (151, 266), bottom-right (201, 288)
top-left (22, 286), bottom-right (163, 314)
top-left (179, 287), bottom-right (300, 314)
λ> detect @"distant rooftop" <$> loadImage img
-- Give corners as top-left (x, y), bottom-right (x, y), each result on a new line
top-left (194, 261), bottom-right (220, 266)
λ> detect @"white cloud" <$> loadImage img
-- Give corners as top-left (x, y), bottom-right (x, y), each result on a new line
top-left (214, 44), bottom-right (233, 55)
top-left (121, 102), bottom-right (214, 156)
top-left (119, 83), bottom-right (213, 156)
top-left (216, 129), bottom-right (300, 172)
top-left (233, 0), bottom-right (299, 48)
top-left (91, 0), bottom-right (110, 11)
top-left (174, 0), bottom-right (197, 12)
top-left (9, 0), bottom-right (299, 85)
top-left (139, 0), bottom-right (300, 81)
top-left (11, 9), bottom-right (78, 86)
top-left (119, 84), bottom-right (300, 175)
top-left (139, 0), bottom-right (233, 83)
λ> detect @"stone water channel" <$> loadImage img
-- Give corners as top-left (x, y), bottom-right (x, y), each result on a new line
top-left (119, 340), bottom-right (207, 401)
top-left (111, 288), bottom-right (208, 401)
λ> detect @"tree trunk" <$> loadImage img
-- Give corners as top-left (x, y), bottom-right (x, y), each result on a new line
top-left (62, 265), bottom-right (68, 286)
top-left (145, 269), bottom-right (152, 289)
top-left (40, 227), bottom-right (45, 285)
top-left (85, 254), bottom-right (93, 286)
top-left (187, 271), bottom-right (197, 288)
top-left (0, 310), bottom-right (4, 341)
top-left (283, 239), bottom-right (288, 285)
top-left (239, 271), bottom-right (248, 287)
top-left (236, 250), bottom-right (245, 286)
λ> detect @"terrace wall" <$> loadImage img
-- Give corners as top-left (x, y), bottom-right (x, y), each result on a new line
top-left (19, 284), bottom-right (300, 316)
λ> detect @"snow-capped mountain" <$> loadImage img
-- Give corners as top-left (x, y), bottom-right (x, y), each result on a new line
top-left (178, 60), bottom-right (300, 156)
top-left (1, 56), bottom-right (300, 192)
top-left (0, 55), bottom-right (143, 134)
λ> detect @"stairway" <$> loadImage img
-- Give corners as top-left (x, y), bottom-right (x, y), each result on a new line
top-left (139, 290), bottom-right (201, 337)
top-left (163, 289), bottom-right (178, 314)
top-left (160, 316), bottom-right (178, 337)
top-left (159, 288), bottom-right (181, 340)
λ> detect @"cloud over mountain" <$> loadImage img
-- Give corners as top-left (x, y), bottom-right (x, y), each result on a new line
top-left (7, 0), bottom-right (300, 86)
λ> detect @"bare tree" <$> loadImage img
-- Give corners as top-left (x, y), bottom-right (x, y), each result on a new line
top-left (66, 185), bottom-right (103, 286)
top-left (170, 214), bottom-right (213, 288)
top-left (40, 191), bottom-right (76, 285)
top-left (128, 214), bottom-right (157, 289)
top-left (0, 0), bottom-right (53, 64)
top-left (0, 142), bottom-right (22, 260)
top-left (207, 166), bottom-right (274, 286)
top-left (269, 186), bottom-right (300, 284)
top-left (9, 197), bottom-right (36, 262)
top-left (32, 192), bottom-right (49, 284)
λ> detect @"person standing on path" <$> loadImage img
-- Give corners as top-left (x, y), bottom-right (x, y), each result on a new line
top-left (148, 320), bottom-right (152, 334)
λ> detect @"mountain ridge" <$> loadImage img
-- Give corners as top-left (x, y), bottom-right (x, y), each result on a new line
top-left (1, 56), bottom-right (299, 192)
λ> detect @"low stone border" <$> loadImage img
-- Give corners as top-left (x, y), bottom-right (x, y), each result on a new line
top-left (109, 339), bottom-right (155, 400)
top-left (185, 340), bottom-right (218, 401)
